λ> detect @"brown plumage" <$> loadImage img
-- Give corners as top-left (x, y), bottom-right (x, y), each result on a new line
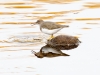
top-left (33, 20), bottom-right (69, 39)
top-left (35, 19), bottom-right (69, 30)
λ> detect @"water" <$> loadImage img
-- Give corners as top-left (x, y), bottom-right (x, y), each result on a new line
top-left (0, 0), bottom-right (100, 75)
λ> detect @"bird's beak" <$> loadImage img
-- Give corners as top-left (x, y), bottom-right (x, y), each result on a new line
top-left (31, 22), bottom-right (36, 26)
top-left (31, 50), bottom-right (36, 54)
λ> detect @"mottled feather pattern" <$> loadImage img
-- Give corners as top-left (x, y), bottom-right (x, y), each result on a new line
top-left (40, 21), bottom-right (68, 30)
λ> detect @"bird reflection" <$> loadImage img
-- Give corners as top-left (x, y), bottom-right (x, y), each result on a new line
top-left (31, 45), bottom-right (69, 58)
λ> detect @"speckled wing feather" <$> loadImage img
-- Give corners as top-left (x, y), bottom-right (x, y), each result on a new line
top-left (40, 21), bottom-right (68, 30)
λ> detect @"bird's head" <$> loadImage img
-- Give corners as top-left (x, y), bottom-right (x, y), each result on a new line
top-left (35, 19), bottom-right (44, 24)
top-left (31, 19), bottom-right (44, 26)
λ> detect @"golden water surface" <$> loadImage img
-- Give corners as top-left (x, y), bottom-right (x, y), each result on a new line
top-left (0, 0), bottom-right (100, 75)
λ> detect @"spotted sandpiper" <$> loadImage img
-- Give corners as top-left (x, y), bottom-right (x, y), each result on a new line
top-left (31, 45), bottom-right (69, 58)
top-left (33, 19), bottom-right (69, 39)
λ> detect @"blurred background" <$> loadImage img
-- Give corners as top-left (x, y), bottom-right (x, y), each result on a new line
top-left (0, 0), bottom-right (100, 75)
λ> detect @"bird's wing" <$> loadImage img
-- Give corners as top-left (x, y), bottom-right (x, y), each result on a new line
top-left (41, 22), bottom-right (63, 30)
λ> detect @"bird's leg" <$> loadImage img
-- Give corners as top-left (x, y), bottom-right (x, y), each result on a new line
top-left (48, 34), bottom-right (54, 40)
top-left (51, 34), bottom-right (54, 38)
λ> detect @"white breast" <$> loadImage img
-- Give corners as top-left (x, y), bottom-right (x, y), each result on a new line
top-left (42, 47), bottom-right (61, 54)
top-left (41, 28), bottom-right (62, 35)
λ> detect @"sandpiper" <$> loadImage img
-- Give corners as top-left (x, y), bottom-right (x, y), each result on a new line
top-left (33, 19), bottom-right (69, 39)
top-left (31, 45), bottom-right (69, 58)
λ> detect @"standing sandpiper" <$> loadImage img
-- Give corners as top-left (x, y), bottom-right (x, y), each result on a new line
top-left (33, 19), bottom-right (69, 39)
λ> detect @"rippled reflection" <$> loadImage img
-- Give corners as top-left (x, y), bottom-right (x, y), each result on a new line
top-left (0, 0), bottom-right (100, 75)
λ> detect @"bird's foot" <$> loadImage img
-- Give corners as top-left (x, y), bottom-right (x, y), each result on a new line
top-left (48, 35), bottom-right (54, 40)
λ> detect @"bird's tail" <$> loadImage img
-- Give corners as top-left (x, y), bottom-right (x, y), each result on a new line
top-left (62, 25), bottom-right (69, 27)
